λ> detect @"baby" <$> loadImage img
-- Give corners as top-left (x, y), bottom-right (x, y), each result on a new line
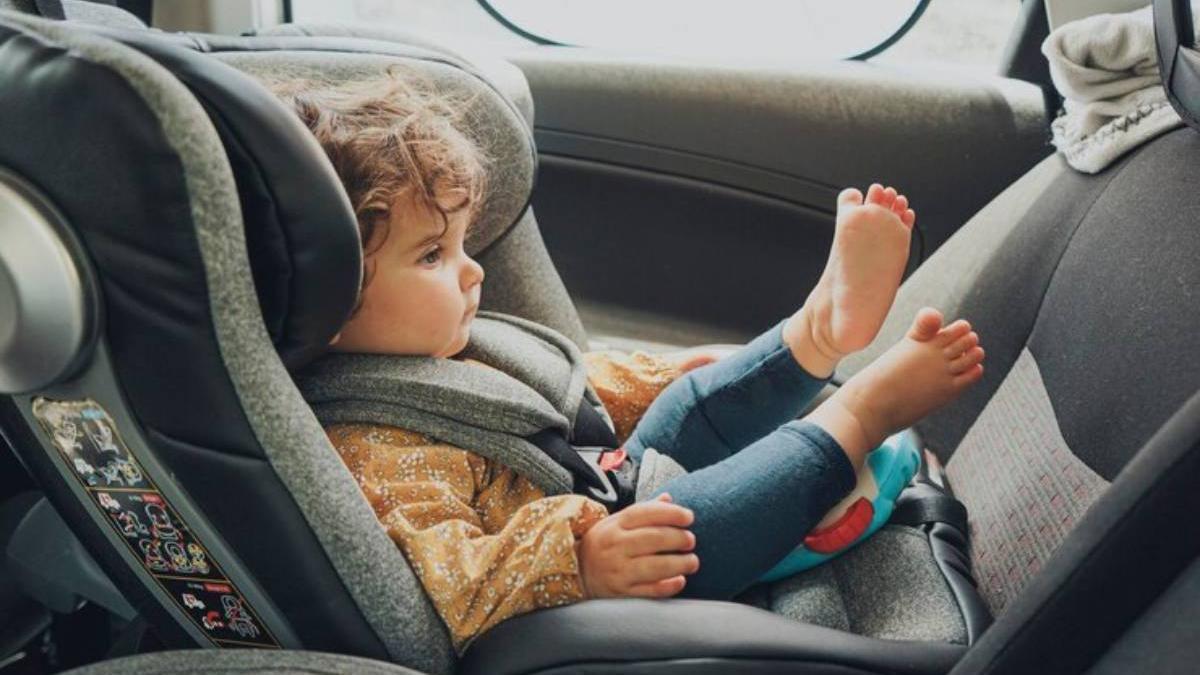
top-left (268, 71), bottom-right (985, 652)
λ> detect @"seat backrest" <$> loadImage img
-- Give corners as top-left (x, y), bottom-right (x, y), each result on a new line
top-left (0, 11), bottom-right (569, 673)
top-left (839, 0), bottom-right (1200, 669)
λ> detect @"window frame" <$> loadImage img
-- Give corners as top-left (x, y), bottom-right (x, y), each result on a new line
top-left (471, 0), bottom-right (934, 60)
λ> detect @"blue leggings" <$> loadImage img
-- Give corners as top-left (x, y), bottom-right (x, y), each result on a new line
top-left (623, 319), bottom-right (855, 599)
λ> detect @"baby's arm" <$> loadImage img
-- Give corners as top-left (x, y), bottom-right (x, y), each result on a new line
top-left (328, 423), bottom-right (607, 653)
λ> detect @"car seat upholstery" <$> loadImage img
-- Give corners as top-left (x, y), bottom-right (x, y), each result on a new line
top-left (0, 1), bottom-right (1198, 673)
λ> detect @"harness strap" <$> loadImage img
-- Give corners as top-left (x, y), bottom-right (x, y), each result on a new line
top-left (525, 400), bottom-right (636, 513)
top-left (890, 480), bottom-right (969, 533)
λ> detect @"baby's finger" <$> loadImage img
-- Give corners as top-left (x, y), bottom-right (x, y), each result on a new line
top-left (628, 553), bottom-right (700, 585)
top-left (675, 353), bottom-right (718, 374)
top-left (626, 575), bottom-right (687, 599)
top-left (619, 499), bottom-right (694, 529)
top-left (622, 526), bottom-right (696, 556)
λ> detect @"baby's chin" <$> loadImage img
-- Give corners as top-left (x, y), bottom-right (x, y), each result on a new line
top-left (443, 318), bottom-right (473, 358)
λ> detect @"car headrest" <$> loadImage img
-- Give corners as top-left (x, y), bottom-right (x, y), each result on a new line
top-left (67, 25), bottom-right (538, 371)
top-left (1154, 0), bottom-right (1200, 132)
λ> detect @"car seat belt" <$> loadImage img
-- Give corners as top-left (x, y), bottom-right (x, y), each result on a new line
top-left (890, 479), bottom-right (969, 533)
top-left (526, 400), bottom-right (637, 512)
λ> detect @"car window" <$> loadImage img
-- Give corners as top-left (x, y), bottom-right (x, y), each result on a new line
top-left (290, 0), bottom-right (1020, 71)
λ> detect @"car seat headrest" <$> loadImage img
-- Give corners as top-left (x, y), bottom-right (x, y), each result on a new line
top-left (1154, 0), bottom-right (1200, 132)
top-left (68, 26), bottom-right (538, 371)
top-left (209, 45), bottom-right (537, 259)
top-left (255, 22), bottom-right (537, 133)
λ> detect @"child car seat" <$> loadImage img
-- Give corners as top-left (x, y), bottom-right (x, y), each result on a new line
top-left (0, 8), bottom-right (977, 673)
top-left (1, 1), bottom-right (1198, 673)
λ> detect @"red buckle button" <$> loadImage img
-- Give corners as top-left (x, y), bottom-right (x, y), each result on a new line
top-left (598, 448), bottom-right (627, 472)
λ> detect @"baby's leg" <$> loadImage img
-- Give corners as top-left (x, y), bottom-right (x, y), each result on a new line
top-left (624, 318), bottom-right (828, 470)
top-left (625, 184), bottom-right (916, 470)
top-left (655, 309), bottom-right (984, 600)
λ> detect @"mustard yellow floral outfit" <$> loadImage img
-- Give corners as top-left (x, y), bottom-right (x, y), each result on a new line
top-left (327, 350), bottom-right (684, 653)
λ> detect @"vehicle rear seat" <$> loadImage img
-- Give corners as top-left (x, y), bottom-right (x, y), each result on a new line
top-left (0, 2), bottom-right (1197, 673)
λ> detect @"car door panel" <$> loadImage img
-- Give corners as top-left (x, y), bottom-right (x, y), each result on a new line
top-left (511, 52), bottom-right (1049, 343)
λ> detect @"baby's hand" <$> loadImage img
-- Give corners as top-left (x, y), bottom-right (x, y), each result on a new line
top-left (663, 345), bottom-right (738, 376)
top-left (577, 493), bottom-right (699, 599)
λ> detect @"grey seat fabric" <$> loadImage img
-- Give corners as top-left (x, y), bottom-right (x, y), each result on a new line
top-left (740, 526), bottom-right (967, 644)
top-left (62, 650), bottom-right (426, 675)
top-left (838, 123), bottom-right (1200, 636)
top-left (256, 22), bottom-right (535, 131)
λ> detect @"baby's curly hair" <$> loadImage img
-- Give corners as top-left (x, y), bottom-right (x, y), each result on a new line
top-left (263, 68), bottom-right (487, 294)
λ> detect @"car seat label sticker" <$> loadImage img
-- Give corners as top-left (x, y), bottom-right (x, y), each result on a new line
top-left (32, 398), bottom-right (280, 649)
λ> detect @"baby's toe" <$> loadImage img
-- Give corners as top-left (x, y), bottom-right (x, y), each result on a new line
top-left (949, 346), bottom-right (985, 375)
top-left (902, 209), bottom-right (917, 228)
top-left (881, 186), bottom-right (898, 209)
top-left (893, 195), bottom-right (908, 216)
top-left (865, 183), bottom-right (886, 205)
top-left (935, 319), bottom-right (973, 346)
top-left (837, 187), bottom-right (864, 209)
top-left (944, 332), bottom-right (979, 359)
top-left (907, 307), bottom-right (944, 341)
top-left (953, 362), bottom-right (985, 387)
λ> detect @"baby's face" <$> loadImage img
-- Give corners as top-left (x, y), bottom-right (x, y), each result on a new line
top-left (333, 194), bottom-right (484, 358)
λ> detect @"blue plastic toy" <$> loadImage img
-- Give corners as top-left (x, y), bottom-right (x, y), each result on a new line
top-left (759, 428), bottom-right (922, 582)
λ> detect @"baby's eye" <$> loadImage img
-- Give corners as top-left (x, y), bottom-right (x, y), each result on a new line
top-left (420, 247), bottom-right (442, 265)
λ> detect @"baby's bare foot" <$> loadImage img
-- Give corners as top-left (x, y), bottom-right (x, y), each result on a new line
top-left (784, 184), bottom-right (916, 378)
top-left (805, 308), bottom-right (983, 469)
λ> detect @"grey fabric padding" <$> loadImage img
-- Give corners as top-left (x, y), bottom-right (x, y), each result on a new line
top-left (634, 447), bottom-right (687, 501)
top-left (60, 0), bottom-right (146, 29)
top-left (63, 650), bottom-right (424, 675)
top-left (214, 50), bottom-right (533, 259)
top-left (458, 312), bottom-right (589, 426)
top-left (946, 348), bottom-right (1109, 615)
top-left (258, 22), bottom-right (535, 130)
top-left (297, 312), bottom-right (591, 495)
top-left (769, 526), bottom-right (967, 644)
top-left (1026, 127), bottom-right (1200, 480)
top-left (0, 15), bottom-right (454, 672)
top-left (767, 563), bottom-right (851, 633)
top-left (476, 208), bottom-right (590, 350)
